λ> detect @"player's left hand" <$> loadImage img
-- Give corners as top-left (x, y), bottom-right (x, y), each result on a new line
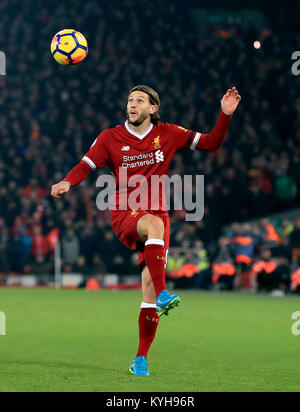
top-left (221, 87), bottom-right (241, 115)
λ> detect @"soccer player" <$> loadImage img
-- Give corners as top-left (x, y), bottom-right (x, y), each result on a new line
top-left (51, 85), bottom-right (241, 376)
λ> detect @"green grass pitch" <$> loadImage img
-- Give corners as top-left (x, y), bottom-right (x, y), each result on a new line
top-left (0, 288), bottom-right (300, 392)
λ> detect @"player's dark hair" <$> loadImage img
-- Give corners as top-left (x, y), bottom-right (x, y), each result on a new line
top-left (128, 85), bottom-right (160, 125)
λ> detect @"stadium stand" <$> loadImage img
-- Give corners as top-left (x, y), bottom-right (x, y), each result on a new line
top-left (0, 0), bottom-right (299, 293)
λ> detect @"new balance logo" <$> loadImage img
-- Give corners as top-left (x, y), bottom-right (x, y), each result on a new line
top-left (122, 146), bottom-right (131, 151)
top-left (155, 150), bottom-right (164, 163)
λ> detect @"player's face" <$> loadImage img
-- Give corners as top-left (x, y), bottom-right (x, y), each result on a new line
top-left (127, 91), bottom-right (156, 126)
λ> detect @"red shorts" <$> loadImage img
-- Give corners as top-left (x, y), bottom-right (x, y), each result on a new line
top-left (111, 209), bottom-right (170, 271)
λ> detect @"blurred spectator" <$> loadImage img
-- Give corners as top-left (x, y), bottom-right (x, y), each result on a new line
top-left (98, 231), bottom-right (121, 265)
top-left (231, 223), bottom-right (258, 270)
top-left (29, 254), bottom-right (52, 276)
top-left (0, 224), bottom-right (9, 275)
top-left (262, 219), bottom-right (281, 249)
top-left (212, 237), bottom-right (236, 291)
top-left (23, 179), bottom-right (45, 199)
top-left (273, 257), bottom-right (291, 293)
top-left (252, 249), bottom-right (279, 293)
top-left (290, 219), bottom-right (300, 263)
top-left (79, 226), bottom-right (96, 262)
top-left (193, 241), bottom-right (211, 289)
top-left (167, 248), bottom-right (185, 277)
top-left (280, 219), bottom-right (294, 241)
top-left (272, 237), bottom-right (291, 261)
top-left (74, 255), bottom-right (90, 277)
top-left (291, 267), bottom-right (300, 294)
top-left (31, 226), bottom-right (49, 257)
top-left (170, 251), bottom-right (200, 289)
top-left (7, 233), bottom-right (27, 273)
top-left (90, 255), bottom-right (107, 277)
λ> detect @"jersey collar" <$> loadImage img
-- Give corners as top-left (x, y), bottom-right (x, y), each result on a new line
top-left (125, 120), bottom-right (153, 140)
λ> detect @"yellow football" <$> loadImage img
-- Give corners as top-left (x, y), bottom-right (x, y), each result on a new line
top-left (51, 29), bottom-right (88, 65)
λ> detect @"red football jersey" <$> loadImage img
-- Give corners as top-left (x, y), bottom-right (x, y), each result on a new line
top-left (65, 111), bottom-right (231, 213)
top-left (82, 120), bottom-right (201, 214)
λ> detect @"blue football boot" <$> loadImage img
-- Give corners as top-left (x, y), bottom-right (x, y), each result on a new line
top-left (156, 289), bottom-right (181, 318)
top-left (129, 356), bottom-right (150, 376)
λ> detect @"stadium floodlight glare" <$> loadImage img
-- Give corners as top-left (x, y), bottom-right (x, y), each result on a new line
top-left (254, 41), bottom-right (261, 50)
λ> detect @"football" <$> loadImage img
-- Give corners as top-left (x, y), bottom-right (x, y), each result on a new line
top-left (51, 29), bottom-right (88, 65)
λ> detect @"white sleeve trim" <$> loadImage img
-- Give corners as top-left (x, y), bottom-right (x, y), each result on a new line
top-left (82, 156), bottom-right (97, 170)
top-left (145, 239), bottom-right (165, 247)
top-left (190, 132), bottom-right (201, 151)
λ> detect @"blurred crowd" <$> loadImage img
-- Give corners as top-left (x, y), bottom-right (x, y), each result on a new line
top-left (0, 0), bottom-right (300, 290)
top-left (167, 217), bottom-right (300, 294)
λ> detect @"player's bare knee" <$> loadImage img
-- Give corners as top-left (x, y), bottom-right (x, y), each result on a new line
top-left (138, 214), bottom-right (164, 241)
top-left (146, 216), bottom-right (164, 240)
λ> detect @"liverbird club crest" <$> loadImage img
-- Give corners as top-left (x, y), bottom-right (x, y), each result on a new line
top-left (153, 136), bottom-right (161, 149)
top-left (130, 210), bottom-right (140, 218)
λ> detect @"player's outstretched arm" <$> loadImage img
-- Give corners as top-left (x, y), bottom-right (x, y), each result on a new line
top-left (51, 130), bottom-right (109, 199)
top-left (191, 86), bottom-right (241, 151)
top-left (51, 160), bottom-right (92, 198)
top-left (51, 180), bottom-right (71, 199)
top-left (221, 87), bottom-right (241, 115)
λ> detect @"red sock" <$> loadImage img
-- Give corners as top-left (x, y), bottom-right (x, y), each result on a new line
top-left (144, 239), bottom-right (167, 297)
top-left (136, 307), bottom-right (159, 358)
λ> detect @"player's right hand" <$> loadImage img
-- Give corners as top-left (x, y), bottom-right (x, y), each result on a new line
top-left (51, 181), bottom-right (71, 198)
